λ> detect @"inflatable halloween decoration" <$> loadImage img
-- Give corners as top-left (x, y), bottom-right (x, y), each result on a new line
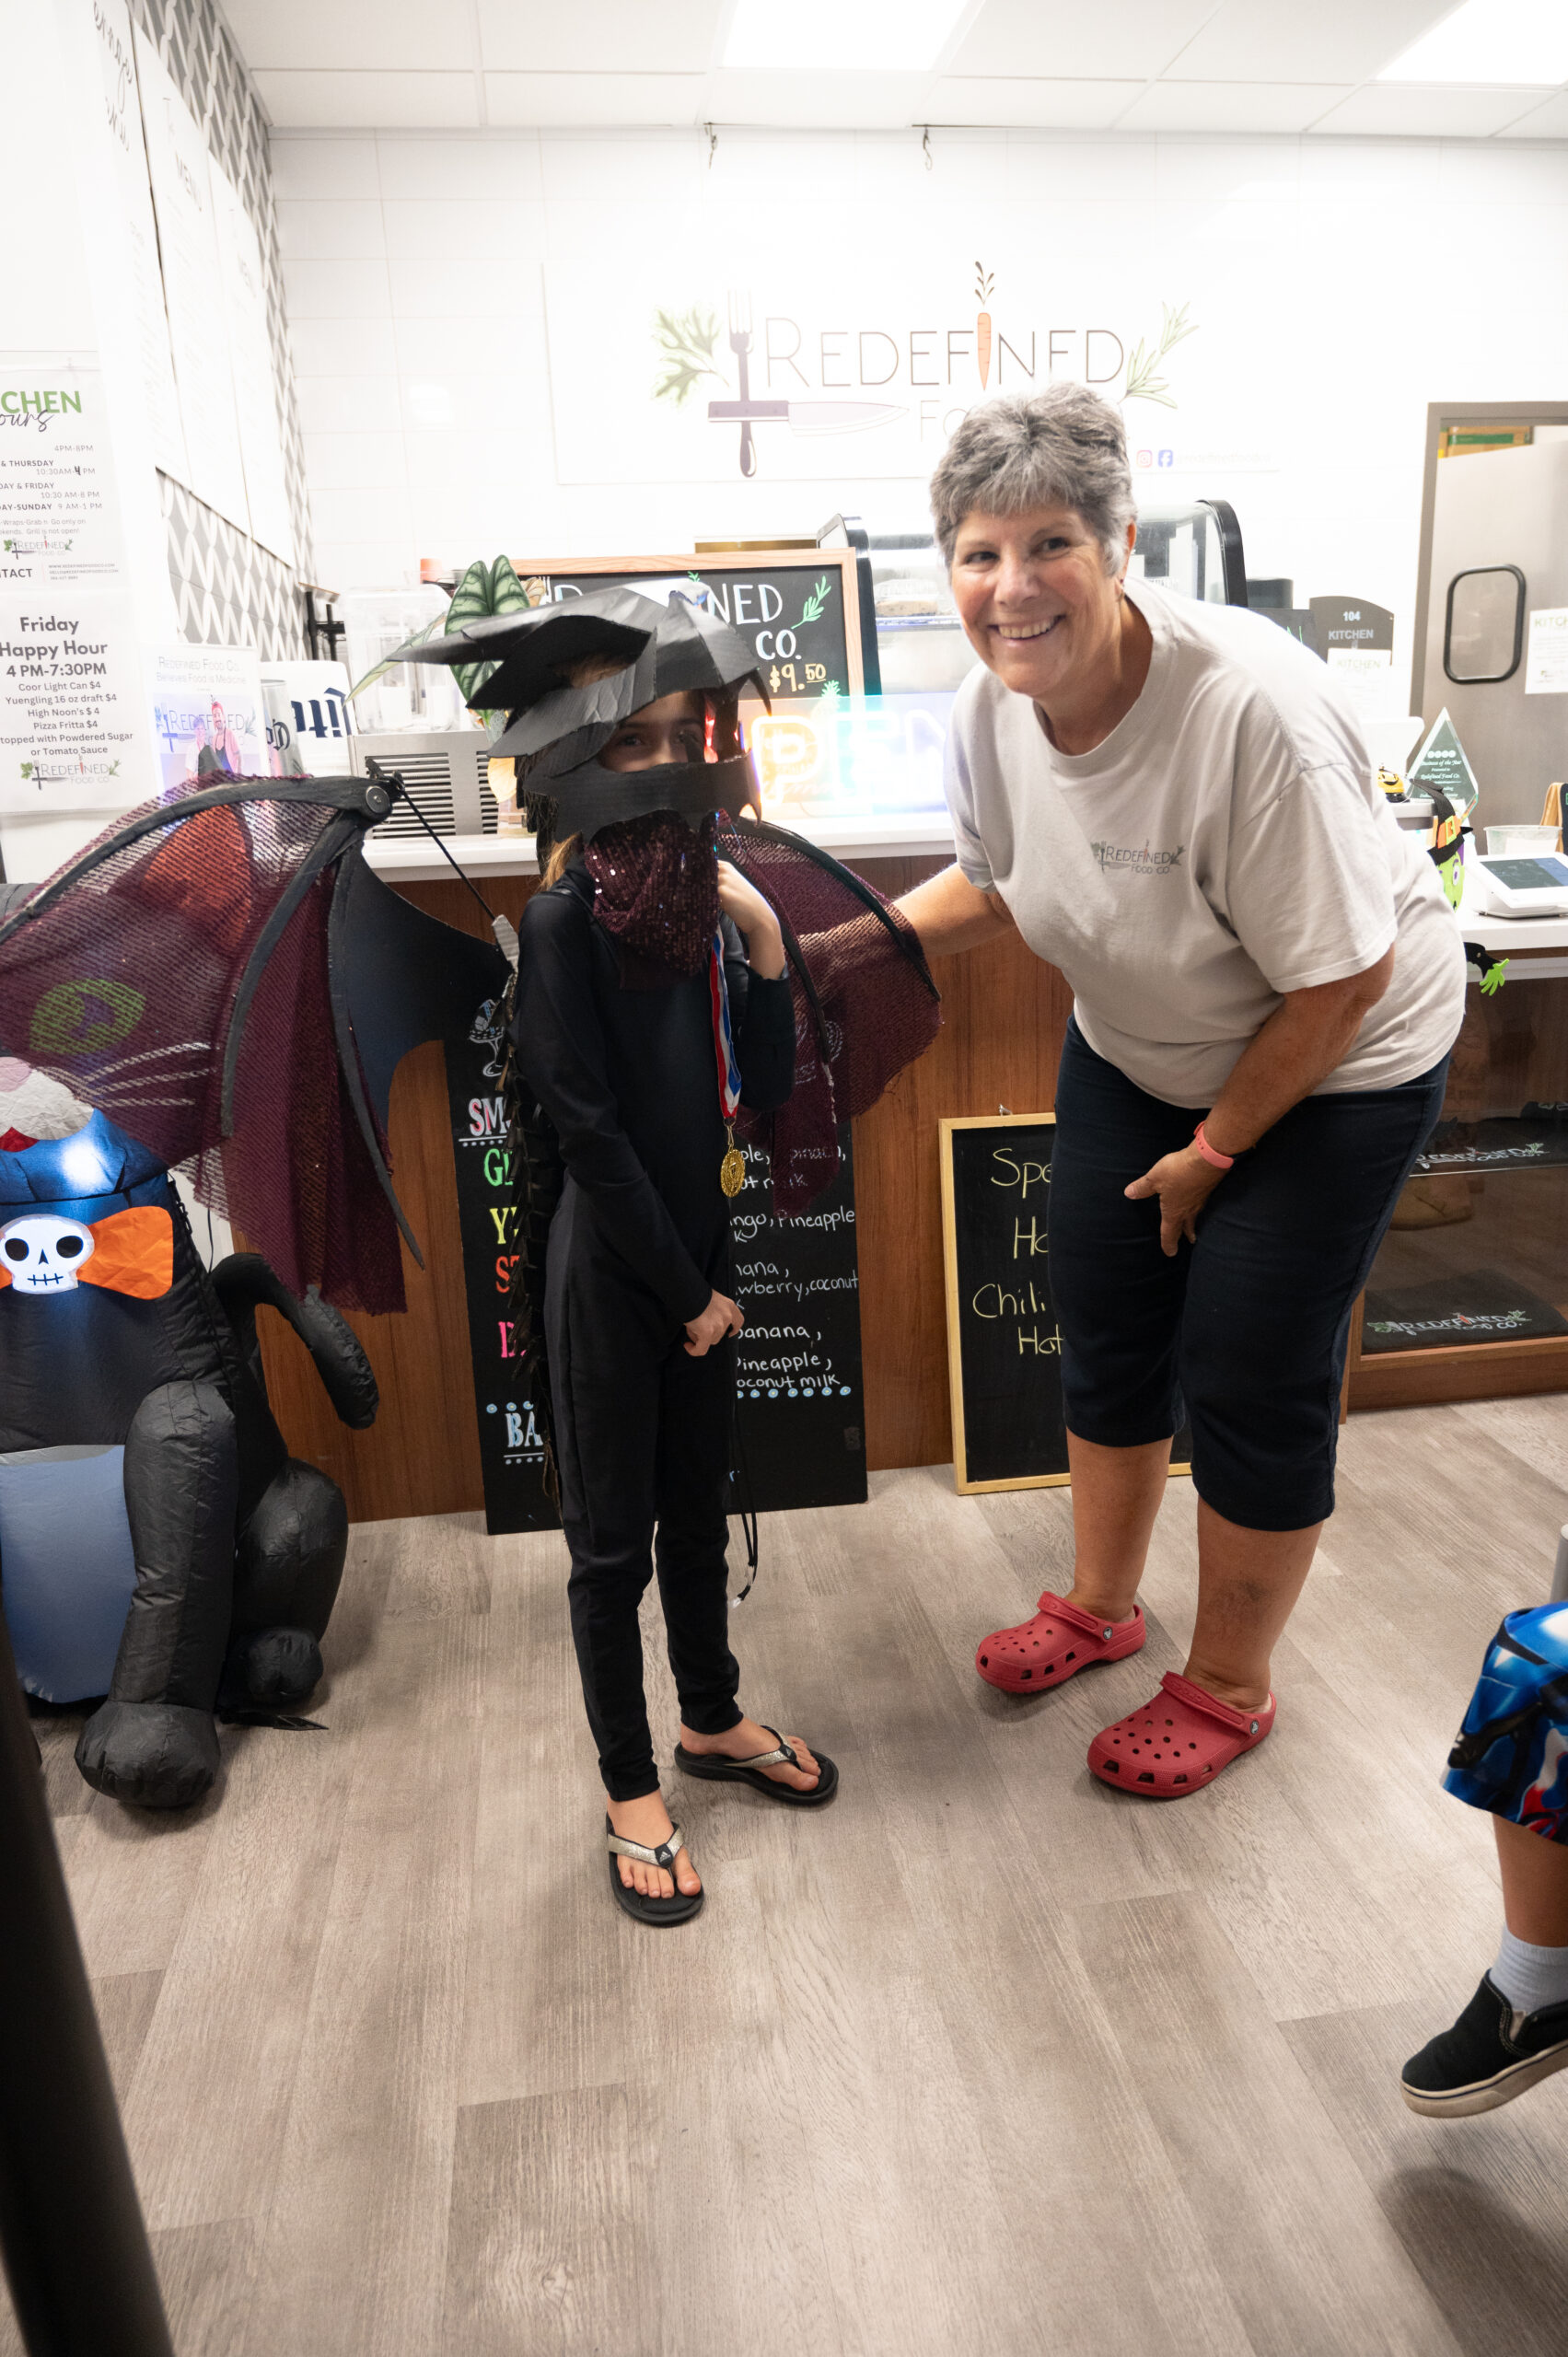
top-left (403, 585), bottom-right (942, 1489)
top-left (0, 784), bottom-right (509, 1806)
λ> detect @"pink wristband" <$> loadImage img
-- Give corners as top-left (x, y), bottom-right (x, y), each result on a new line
top-left (1192, 1121), bottom-right (1235, 1171)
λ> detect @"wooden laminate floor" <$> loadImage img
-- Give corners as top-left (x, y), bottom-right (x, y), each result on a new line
top-left (12, 1397), bottom-right (1568, 2356)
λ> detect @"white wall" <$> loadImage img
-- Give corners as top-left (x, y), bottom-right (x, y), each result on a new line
top-left (274, 124), bottom-right (1568, 689)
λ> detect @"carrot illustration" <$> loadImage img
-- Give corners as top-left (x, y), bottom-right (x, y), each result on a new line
top-left (976, 264), bottom-right (994, 388)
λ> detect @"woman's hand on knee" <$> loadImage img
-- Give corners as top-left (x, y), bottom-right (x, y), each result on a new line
top-left (684, 1290), bottom-right (744, 1356)
top-left (1125, 1146), bottom-right (1225, 1256)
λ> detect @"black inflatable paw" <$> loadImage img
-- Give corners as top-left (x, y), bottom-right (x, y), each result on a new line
top-left (231, 1626), bottom-right (324, 1708)
top-left (75, 1701), bottom-right (220, 1810)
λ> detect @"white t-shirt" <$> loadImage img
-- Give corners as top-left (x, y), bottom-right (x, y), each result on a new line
top-left (943, 580), bottom-right (1467, 1106)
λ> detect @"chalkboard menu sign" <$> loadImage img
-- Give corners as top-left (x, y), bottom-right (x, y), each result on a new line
top-left (941, 1114), bottom-right (1192, 1493)
top-left (445, 993), bottom-right (559, 1537)
top-left (510, 550), bottom-right (864, 703)
top-left (446, 993), bottom-right (867, 1532)
top-left (732, 1126), bottom-right (866, 1513)
top-left (941, 1116), bottom-right (1071, 1494)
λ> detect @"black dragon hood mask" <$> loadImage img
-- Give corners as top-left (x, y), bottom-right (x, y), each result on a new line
top-left (404, 585), bottom-right (769, 974)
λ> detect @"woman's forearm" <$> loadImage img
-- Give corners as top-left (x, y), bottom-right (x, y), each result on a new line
top-left (894, 863), bottom-right (1016, 958)
top-left (1204, 951), bottom-right (1396, 1157)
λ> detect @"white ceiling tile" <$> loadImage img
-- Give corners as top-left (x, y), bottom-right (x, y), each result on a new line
top-left (703, 68), bottom-right (935, 129)
top-left (254, 72), bottom-right (481, 129)
top-left (269, 136), bottom-right (381, 201)
top-left (223, 0), bottom-right (472, 73)
top-left (1117, 80), bottom-right (1353, 132)
top-left (1494, 90), bottom-right (1568, 138)
top-left (477, 0), bottom-right (725, 74)
top-left (925, 77), bottom-right (1144, 127)
top-left (1167, 0), bottom-right (1452, 85)
top-left (948, 0), bottom-right (1214, 80)
top-left (1311, 83), bottom-right (1551, 135)
top-left (484, 73), bottom-right (705, 127)
top-left (373, 137), bottom-right (545, 201)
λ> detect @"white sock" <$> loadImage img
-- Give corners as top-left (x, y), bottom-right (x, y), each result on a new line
top-left (1492, 1928), bottom-right (1568, 2016)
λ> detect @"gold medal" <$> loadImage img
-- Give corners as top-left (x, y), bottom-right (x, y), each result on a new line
top-left (720, 1122), bottom-right (747, 1198)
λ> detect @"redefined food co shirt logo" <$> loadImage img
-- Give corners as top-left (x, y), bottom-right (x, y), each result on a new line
top-left (1090, 840), bottom-right (1186, 877)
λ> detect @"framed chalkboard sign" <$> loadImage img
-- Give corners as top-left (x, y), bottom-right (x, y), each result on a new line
top-left (508, 550), bottom-right (865, 702)
top-left (732, 1126), bottom-right (866, 1514)
top-left (941, 1116), bottom-right (1070, 1494)
top-left (940, 1114), bottom-right (1191, 1495)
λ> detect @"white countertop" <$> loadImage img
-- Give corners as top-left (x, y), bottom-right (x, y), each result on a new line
top-left (366, 811), bottom-right (1568, 977)
top-left (365, 810), bottom-right (958, 884)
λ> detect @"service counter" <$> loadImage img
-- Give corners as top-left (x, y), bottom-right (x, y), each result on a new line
top-left (252, 830), bottom-right (1568, 1522)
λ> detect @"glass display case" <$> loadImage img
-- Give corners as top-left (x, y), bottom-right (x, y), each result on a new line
top-left (1350, 961), bottom-right (1568, 1405)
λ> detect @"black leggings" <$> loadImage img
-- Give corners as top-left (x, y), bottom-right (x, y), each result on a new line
top-left (1048, 1020), bottom-right (1450, 1531)
top-left (545, 1183), bottom-right (743, 1801)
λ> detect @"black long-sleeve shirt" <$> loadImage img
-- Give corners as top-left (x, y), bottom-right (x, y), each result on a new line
top-left (514, 863), bottom-right (796, 1323)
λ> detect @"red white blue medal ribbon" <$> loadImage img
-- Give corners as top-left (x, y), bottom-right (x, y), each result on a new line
top-left (709, 929), bottom-right (747, 1195)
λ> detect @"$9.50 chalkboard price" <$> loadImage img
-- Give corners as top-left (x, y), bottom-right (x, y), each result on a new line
top-left (940, 1113), bottom-right (1191, 1497)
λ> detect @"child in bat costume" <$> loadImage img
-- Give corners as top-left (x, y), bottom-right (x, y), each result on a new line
top-left (406, 586), bottom-right (940, 1923)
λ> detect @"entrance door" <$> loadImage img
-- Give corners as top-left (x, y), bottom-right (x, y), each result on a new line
top-left (1419, 436), bottom-right (1568, 828)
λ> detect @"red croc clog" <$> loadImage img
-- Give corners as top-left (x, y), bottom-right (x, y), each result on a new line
top-left (975, 1592), bottom-right (1145, 1695)
top-left (1088, 1670), bottom-right (1275, 1798)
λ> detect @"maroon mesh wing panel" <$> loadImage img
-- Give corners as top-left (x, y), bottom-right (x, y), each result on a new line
top-left (716, 820), bottom-right (941, 1216)
top-left (0, 785), bottom-right (404, 1311)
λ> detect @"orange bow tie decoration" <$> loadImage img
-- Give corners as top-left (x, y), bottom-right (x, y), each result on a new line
top-left (0, 1205), bottom-right (173, 1299)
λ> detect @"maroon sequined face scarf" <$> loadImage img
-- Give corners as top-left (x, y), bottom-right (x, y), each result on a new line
top-left (584, 809), bottom-right (719, 979)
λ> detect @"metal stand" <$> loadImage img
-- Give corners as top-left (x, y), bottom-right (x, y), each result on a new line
top-left (1551, 1524), bottom-right (1568, 1606)
top-left (0, 1621), bottom-right (173, 2356)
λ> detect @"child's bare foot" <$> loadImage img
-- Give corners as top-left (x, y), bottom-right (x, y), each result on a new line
top-left (606, 1791), bottom-right (702, 1900)
top-left (679, 1714), bottom-right (822, 1793)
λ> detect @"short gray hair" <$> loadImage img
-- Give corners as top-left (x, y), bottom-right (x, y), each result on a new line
top-left (929, 384), bottom-right (1136, 575)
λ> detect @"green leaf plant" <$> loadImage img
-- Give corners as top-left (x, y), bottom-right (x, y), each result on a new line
top-left (1122, 302), bottom-right (1197, 410)
top-left (653, 305), bottom-right (726, 406)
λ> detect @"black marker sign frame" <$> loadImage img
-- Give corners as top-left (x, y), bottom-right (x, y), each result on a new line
top-left (507, 549), bottom-right (865, 702)
top-left (939, 1114), bottom-right (1191, 1495)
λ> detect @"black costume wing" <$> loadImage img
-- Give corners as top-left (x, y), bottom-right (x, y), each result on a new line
top-left (715, 817), bottom-right (942, 1214)
top-left (0, 775), bottom-right (507, 1314)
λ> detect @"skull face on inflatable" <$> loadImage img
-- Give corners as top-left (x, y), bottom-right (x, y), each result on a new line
top-left (1, 1213), bottom-right (95, 1293)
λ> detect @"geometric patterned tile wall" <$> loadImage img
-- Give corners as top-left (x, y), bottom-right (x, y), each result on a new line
top-left (130, 0), bottom-right (315, 659)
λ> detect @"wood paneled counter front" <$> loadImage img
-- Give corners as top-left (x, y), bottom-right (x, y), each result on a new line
top-left (254, 855), bottom-right (1074, 1522)
top-left (255, 848), bottom-right (1568, 1519)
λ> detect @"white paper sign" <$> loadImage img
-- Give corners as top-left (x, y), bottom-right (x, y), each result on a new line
top-left (1525, 607), bottom-right (1568, 696)
top-left (150, 642), bottom-right (266, 795)
top-left (211, 167), bottom-right (294, 564)
top-left (261, 660), bottom-right (353, 775)
top-left (0, 594), bottom-right (145, 807)
top-left (0, 353), bottom-right (126, 586)
top-left (134, 25), bottom-right (249, 534)
top-left (87, 0), bottom-right (188, 482)
top-left (1327, 645), bottom-right (1398, 716)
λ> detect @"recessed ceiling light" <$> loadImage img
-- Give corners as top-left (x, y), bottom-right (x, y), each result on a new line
top-left (1377, 0), bottom-right (1568, 86)
top-left (724, 0), bottom-right (970, 74)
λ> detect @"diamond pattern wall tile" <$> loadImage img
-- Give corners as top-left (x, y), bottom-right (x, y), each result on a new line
top-left (130, 0), bottom-right (315, 655)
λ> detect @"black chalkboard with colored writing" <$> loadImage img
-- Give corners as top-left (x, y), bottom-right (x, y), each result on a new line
top-left (941, 1116), bottom-right (1069, 1493)
top-left (446, 1000), bottom-right (559, 1537)
top-left (448, 993), bottom-right (867, 1533)
top-left (511, 550), bottom-right (864, 703)
top-left (731, 1126), bottom-right (867, 1514)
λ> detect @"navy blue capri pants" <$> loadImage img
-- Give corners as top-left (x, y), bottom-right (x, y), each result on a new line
top-left (1048, 1019), bottom-right (1449, 1532)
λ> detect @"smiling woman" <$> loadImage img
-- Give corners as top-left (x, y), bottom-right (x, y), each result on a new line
top-left (897, 383), bottom-right (1469, 1805)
